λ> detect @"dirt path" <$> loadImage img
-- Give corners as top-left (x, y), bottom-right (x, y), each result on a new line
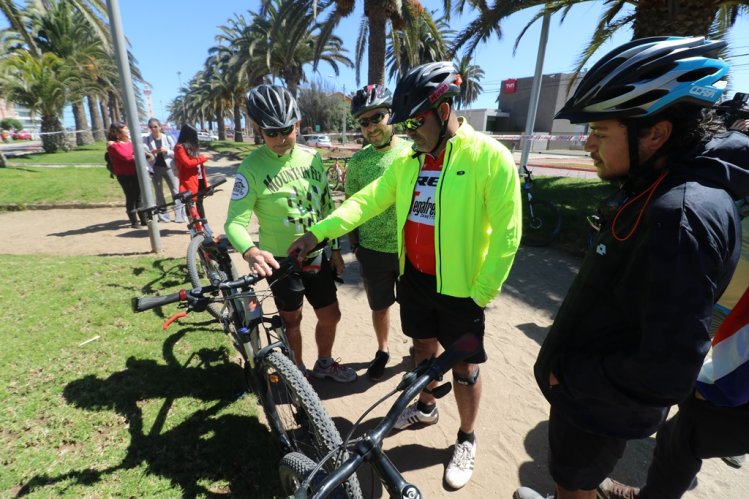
top-left (3, 159), bottom-right (746, 497)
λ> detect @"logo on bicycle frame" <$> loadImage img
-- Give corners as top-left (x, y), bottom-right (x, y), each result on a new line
top-left (402, 485), bottom-right (421, 499)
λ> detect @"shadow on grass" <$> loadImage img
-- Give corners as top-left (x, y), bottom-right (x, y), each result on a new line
top-left (16, 328), bottom-right (282, 498)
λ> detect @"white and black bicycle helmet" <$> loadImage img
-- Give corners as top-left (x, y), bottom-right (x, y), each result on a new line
top-left (350, 84), bottom-right (393, 118)
top-left (390, 61), bottom-right (462, 124)
top-left (555, 36), bottom-right (729, 124)
top-left (246, 84), bottom-right (301, 129)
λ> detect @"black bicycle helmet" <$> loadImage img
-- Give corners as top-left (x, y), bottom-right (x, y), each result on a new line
top-left (351, 84), bottom-right (393, 118)
top-left (246, 84), bottom-right (301, 129)
top-left (555, 36), bottom-right (729, 124)
top-left (390, 61), bottom-right (462, 124)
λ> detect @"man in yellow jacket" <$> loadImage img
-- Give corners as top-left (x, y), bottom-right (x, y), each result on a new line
top-left (289, 61), bottom-right (522, 490)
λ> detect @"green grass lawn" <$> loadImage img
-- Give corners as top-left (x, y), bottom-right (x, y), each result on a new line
top-left (0, 255), bottom-right (283, 498)
top-left (7, 142), bottom-right (107, 165)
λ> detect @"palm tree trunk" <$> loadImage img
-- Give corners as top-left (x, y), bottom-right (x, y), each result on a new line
top-left (40, 114), bottom-right (68, 153)
top-left (100, 95), bottom-right (110, 128)
top-left (72, 101), bottom-right (95, 146)
top-left (632, 0), bottom-right (720, 38)
top-left (216, 107), bottom-right (226, 140)
top-left (366, 1), bottom-right (387, 85)
top-left (233, 100), bottom-right (244, 142)
top-left (87, 95), bottom-right (106, 141)
top-left (108, 91), bottom-right (119, 122)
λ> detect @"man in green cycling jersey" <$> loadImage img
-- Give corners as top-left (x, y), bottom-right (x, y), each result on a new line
top-left (224, 84), bottom-right (356, 383)
top-left (345, 84), bottom-right (412, 381)
top-left (289, 62), bottom-right (522, 489)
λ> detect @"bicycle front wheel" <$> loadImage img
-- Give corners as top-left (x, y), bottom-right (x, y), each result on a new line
top-left (186, 234), bottom-right (228, 320)
top-left (327, 165), bottom-right (341, 191)
top-left (262, 351), bottom-right (362, 498)
top-left (522, 198), bottom-right (562, 247)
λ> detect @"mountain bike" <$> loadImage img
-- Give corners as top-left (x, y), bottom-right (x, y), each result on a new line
top-left (278, 334), bottom-right (481, 499)
top-left (326, 157), bottom-right (348, 192)
top-left (132, 259), bottom-right (362, 498)
top-left (520, 167), bottom-right (562, 247)
top-left (135, 177), bottom-right (236, 320)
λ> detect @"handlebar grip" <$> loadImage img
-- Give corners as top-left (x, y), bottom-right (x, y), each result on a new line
top-left (210, 177), bottom-right (227, 188)
top-left (132, 291), bottom-right (184, 312)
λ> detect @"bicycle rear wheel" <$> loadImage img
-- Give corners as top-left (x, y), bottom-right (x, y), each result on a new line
top-left (522, 198), bottom-right (562, 247)
top-left (327, 164), bottom-right (341, 191)
top-left (262, 351), bottom-right (362, 498)
top-left (186, 234), bottom-right (231, 319)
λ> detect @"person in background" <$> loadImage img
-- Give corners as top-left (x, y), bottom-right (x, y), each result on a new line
top-left (345, 84), bottom-right (412, 381)
top-left (224, 84), bottom-right (356, 383)
top-left (174, 124), bottom-right (209, 219)
top-left (143, 118), bottom-right (184, 223)
top-left (289, 62), bottom-right (522, 489)
top-left (515, 36), bottom-right (749, 499)
top-left (106, 121), bottom-right (148, 229)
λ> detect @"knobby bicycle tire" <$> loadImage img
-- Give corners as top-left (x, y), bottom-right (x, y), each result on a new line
top-left (522, 198), bottom-right (562, 247)
top-left (262, 351), bottom-right (362, 498)
top-left (186, 234), bottom-right (230, 320)
top-left (278, 452), bottom-right (330, 497)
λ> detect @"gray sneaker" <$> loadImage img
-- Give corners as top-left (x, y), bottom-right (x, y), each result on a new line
top-left (311, 359), bottom-right (357, 382)
top-left (394, 402), bottom-right (439, 430)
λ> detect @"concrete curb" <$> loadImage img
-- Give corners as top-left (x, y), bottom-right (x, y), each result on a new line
top-left (0, 202), bottom-right (120, 211)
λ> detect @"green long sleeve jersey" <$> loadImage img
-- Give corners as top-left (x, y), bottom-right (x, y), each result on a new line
top-left (224, 144), bottom-right (338, 257)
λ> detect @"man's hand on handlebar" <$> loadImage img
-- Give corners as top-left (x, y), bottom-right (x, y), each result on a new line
top-left (287, 232), bottom-right (320, 263)
top-left (243, 246), bottom-right (280, 277)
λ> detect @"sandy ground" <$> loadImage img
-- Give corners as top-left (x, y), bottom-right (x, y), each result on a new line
top-left (2, 157), bottom-right (747, 498)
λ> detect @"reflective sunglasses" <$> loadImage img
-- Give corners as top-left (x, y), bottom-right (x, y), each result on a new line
top-left (358, 111), bottom-right (387, 128)
top-left (149, 125), bottom-right (160, 129)
top-left (403, 111), bottom-right (430, 131)
top-left (263, 126), bottom-right (294, 137)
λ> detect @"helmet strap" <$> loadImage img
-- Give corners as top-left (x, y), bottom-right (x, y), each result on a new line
top-left (427, 105), bottom-right (451, 156)
top-left (624, 122), bottom-right (669, 193)
top-left (373, 130), bottom-right (394, 150)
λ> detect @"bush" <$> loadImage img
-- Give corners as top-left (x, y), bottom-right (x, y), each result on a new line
top-left (1, 118), bottom-right (24, 131)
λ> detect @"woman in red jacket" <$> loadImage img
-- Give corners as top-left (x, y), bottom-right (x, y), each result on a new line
top-left (174, 124), bottom-right (210, 218)
top-left (106, 121), bottom-right (148, 228)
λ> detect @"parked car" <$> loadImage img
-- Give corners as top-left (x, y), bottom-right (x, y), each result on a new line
top-left (197, 131), bottom-right (218, 142)
top-left (11, 130), bottom-right (32, 140)
top-left (305, 134), bottom-right (332, 148)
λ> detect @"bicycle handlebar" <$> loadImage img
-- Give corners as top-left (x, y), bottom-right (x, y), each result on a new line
top-left (133, 177), bottom-right (227, 215)
top-left (308, 334), bottom-right (480, 498)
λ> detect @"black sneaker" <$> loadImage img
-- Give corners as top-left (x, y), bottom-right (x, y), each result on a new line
top-left (367, 350), bottom-right (389, 381)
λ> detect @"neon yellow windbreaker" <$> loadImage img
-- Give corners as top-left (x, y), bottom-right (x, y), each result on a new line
top-left (310, 120), bottom-right (522, 307)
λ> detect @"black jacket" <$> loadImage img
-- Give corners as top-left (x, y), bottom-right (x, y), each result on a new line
top-left (534, 131), bottom-right (749, 439)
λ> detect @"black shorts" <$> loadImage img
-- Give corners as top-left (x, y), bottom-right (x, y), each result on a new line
top-left (396, 259), bottom-right (487, 364)
top-left (548, 406), bottom-right (627, 490)
top-left (266, 252), bottom-right (338, 312)
top-left (357, 246), bottom-right (399, 311)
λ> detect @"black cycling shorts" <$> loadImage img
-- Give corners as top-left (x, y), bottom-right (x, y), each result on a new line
top-left (266, 252), bottom-right (338, 312)
top-left (357, 246), bottom-right (399, 311)
top-left (396, 258), bottom-right (487, 364)
top-left (548, 406), bottom-right (627, 490)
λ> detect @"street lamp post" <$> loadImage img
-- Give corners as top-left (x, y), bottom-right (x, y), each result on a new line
top-left (177, 71), bottom-right (186, 120)
top-left (341, 84), bottom-right (346, 145)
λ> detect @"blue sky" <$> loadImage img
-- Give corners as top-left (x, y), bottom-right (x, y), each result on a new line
top-left (4, 1), bottom-right (749, 126)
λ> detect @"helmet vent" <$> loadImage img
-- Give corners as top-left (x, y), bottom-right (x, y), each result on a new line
top-left (677, 67), bottom-right (719, 82)
top-left (621, 89), bottom-right (668, 109)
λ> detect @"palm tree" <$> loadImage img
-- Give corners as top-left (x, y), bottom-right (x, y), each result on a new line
top-left (450, 1), bottom-right (749, 77)
top-left (0, 51), bottom-right (74, 152)
top-left (316, 0), bottom-right (425, 85)
top-left (452, 53), bottom-right (484, 109)
top-left (252, 0), bottom-right (353, 96)
top-left (385, 9), bottom-right (452, 82)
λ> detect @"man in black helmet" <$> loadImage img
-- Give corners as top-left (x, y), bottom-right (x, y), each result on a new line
top-left (345, 84), bottom-right (412, 381)
top-left (515, 37), bottom-right (749, 499)
top-left (225, 84), bottom-right (356, 383)
top-left (289, 62), bottom-right (522, 489)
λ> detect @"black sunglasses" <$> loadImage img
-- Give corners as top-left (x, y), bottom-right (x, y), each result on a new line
top-left (263, 126), bottom-right (294, 137)
top-left (358, 112), bottom-right (387, 128)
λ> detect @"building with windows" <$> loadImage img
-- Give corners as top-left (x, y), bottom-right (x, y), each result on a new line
top-left (0, 99), bottom-right (42, 134)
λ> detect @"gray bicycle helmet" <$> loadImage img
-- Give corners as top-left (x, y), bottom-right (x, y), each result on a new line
top-left (350, 84), bottom-right (393, 118)
top-left (555, 36), bottom-right (729, 124)
top-left (390, 61), bottom-right (462, 124)
top-left (246, 84), bottom-right (301, 129)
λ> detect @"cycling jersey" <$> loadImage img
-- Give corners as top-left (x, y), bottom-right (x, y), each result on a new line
top-left (225, 144), bottom-right (338, 257)
top-left (344, 139), bottom-right (412, 254)
top-left (310, 119), bottom-right (522, 307)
